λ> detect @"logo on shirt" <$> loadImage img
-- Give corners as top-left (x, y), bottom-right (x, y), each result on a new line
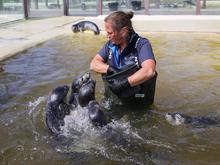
top-left (109, 49), bottom-right (112, 60)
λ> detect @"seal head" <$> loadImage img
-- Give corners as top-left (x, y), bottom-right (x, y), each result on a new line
top-left (72, 21), bottom-right (100, 35)
top-left (78, 79), bottom-right (96, 107)
top-left (46, 85), bottom-right (71, 134)
top-left (88, 100), bottom-right (107, 127)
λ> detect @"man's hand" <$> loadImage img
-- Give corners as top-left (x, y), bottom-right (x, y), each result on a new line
top-left (108, 78), bottom-right (130, 94)
top-left (107, 66), bottom-right (117, 75)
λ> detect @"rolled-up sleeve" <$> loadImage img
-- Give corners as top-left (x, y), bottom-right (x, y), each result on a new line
top-left (98, 41), bottom-right (110, 62)
top-left (138, 39), bottom-right (155, 64)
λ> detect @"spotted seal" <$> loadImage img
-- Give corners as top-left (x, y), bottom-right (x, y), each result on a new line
top-left (45, 85), bottom-right (72, 134)
top-left (165, 112), bottom-right (218, 127)
top-left (87, 100), bottom-right (107, 127)
top-left (71, 21), bottom-right (100, 35)
top-left (45, 72), bottom-right (107, 134)
top-left (69, 71), bottom-right (93, 107)
top-left (78, 79), bottom-right (96, 107)
top-left (70, 73), bottom-right (106, 126)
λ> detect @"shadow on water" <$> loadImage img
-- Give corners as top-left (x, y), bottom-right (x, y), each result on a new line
top-left (0, 32), bottom-right (220, 165)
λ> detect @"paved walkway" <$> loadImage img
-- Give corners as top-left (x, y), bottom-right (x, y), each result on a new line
top-left (0, 16), bottom-right (83, 61)
top-left (1, 15), bottom-right (220, 61)
top-left (89, 15), bottom-right (220, 33)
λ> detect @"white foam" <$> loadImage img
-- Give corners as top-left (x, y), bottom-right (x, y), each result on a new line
top-left (28, 96), bottom-right (46, 115)
top-left (58, 107), bottom-right (144, 155)
top-left (165, 113), bottom-right (185, 126)
top-left (60, 106), bottom-right (94, 137)
top-left (49, 94), bottom-right (58, 102)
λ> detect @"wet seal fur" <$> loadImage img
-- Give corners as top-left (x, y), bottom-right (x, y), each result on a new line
top-left (69, 72), bottom-right (91, 107)
top-left (45, 72), bottom-right (107, 134)
top-left (71, 21), bottom-right (100, 35)
top-left (45, 85), bottom-right (72, 134)
top-left (165, 112), bottom-right (219, 127)
top-left (88, 100), bottom-right (107, 127)
top-left (69, 72), bottom-right (106, 126)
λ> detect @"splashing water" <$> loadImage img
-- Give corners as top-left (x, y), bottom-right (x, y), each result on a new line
top-left (28, 96), bottom-right (47, 116)
top-left (60, 106), bottom-right (94, 137)
top-left (56, 105), bottom-right (145, 159)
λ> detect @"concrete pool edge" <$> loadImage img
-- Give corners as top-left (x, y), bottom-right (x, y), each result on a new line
top-left (0, 16), bottom-right (84, 61)
top-left (1, 15), bottom-right (220, 62)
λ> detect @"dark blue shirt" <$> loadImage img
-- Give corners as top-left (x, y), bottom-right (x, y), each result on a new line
top-left (98, 32), bottom-right (155, 69)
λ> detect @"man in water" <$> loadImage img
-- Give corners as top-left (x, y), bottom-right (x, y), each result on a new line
top-left (90, 11), bottom-right (157, 106)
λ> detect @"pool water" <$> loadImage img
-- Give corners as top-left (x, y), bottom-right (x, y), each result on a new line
top-left (0, 32), bottom-right (220, 165)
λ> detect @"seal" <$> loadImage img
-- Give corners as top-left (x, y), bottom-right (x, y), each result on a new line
top-left (78, 79), bottom-right (96, 107)
top-left (45, 85), bottom-right (72, 134)
top-left (70, 74), bottom-right (107, 126)
top-left (87, 100), bottom-right (107, 127)
top-left (70, 72), bottom-right (91, 93)
top-left (71, 21), bottom-right (100, 35)
top-left (165, 112), bottom-right (218, 127)
top-left (45, 72), bottom-right (107, 135)
top-left (69, 72), bottom-right (93, 107)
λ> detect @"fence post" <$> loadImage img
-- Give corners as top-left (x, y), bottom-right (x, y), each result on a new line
top-left (144, 0), bottom-right (149, 15)
top-left (196, 0), bottom-right (201, 15)
top-left (23, 0), bottom-right (28, 19)
top-left (97, 0), bottom-right (102, 15)
top-left (63, 0), bottom-right (69, 16)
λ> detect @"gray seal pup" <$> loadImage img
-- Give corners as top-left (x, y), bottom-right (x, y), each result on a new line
top-left (87, 100), bottom-right (107, 127)
top-left (69, 72), bottom-right (106, 126)
top-left (45, 85), bottom-right (72, 134)
top-left (69, 71), bottom-right (92, 107)
top-left (165, 112), bottom-right (218, 127)
top-left (72, 21), bottom-right (100, 35)
top-left (78, 78), bottom-right (96, 107)
top-left (45, 72), bottom-right (107, 135)
top-left (69, 73), bottom-right (106, 126)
